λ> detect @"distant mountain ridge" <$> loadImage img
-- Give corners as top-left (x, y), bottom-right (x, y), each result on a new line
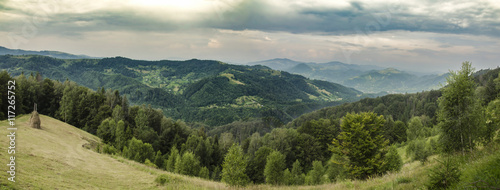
top-left (0, 46), bottom-right (98, 59)
top-left (0, 54), bottom-right (368, 126)
top-left (250, 59), bottom-right (447, 93)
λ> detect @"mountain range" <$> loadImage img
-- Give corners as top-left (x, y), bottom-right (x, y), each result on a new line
top-left (0, 46), bottom-right (97, 59)
top-left (249, 58), bottom-right (448, 93)
top-left (0, 54), bottom-right (367, 126)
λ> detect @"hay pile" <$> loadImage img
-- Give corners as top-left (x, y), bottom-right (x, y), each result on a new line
top-left (30, 110), bottom-right (41, 129)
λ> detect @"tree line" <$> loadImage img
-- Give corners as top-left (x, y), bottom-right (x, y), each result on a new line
top-left (1, 61), bottom-right (499, 187)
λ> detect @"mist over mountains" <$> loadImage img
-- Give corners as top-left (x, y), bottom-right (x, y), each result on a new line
top-left (249, 58), bottom-right (448, 93)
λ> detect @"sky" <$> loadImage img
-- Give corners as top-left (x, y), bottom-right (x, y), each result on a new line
top-left (0, 0), bottom-right (499, 73)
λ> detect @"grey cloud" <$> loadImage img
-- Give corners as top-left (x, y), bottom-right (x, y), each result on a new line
top-left (3, 0), bottom-right (499, 37)
top-left (202, 0), bottom-right (500, 37)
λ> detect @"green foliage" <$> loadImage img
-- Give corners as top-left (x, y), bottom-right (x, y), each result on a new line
top-left (460, 152), bottom-right (500, 189)
top-left (427, 157), bottom-right (461, 190)
top-left (0, 55), bottom-right (364, 126)
top-left (247, 146), bottom-right (273, 184)
top-left (114, 120), bottom-right (126, 151)
top-left (144, 159), bottom-right (157, 168)
top-left (175, 151), bottom-right (201, 176)
top-left (199, 166), bottom-right (210, 179)
top-left (97, 119), bottom-right (116, 144)
top-left (101, 144), bottom-right (118, 155)
top-left (221, 144), bottom-right (249, 186)
top-left (485, 98), bottom-right (500, 143)
top-left (307, 160), bottom-right (325, 185)
top-left (264, 150), bottom-right (286, 185)
top-left (382, 145), bottom-right (403, 172)
top-left (153, 150), bottom-right (163, 169)
top-left (393, 120), bottom-right (407, 143)
top-left (290, 90), bottom-right (442, 130)
top-left (291, 160), bottom-right (305, 185)
top-left (407, 116), bottom-right (427, 141)
top-left (125, 137), bottom-right (154, 163)
top-left (283, 169), bottom-right (293, 185)
top-left (406, 139), bottom-right (432, 163)
top-left (154, 174), bottom-right (170, 186)
top-left (297, 118), bottom-right (339, 163)
top-left (165, 146), bottom-right (179, 172)
top-left (325, 154), bottom-right (347, 182)
top-left (331, 112), bottom-right (389, 180)
top-left (438, 62), bottom-right (483, 153)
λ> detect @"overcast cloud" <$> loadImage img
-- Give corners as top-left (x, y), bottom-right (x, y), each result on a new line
top-left (0, 0), bottom-right (499, 72)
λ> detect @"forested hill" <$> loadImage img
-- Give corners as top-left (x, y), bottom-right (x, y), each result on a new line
top-left (288, 67), bottom-right (500, 129)
top-left (0, 55), bottom-right (366, 126)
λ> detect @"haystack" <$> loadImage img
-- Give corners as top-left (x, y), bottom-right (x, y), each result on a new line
top-left (30, 110), bottom-right (41, 129)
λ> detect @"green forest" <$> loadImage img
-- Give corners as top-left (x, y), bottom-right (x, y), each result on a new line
top-left (1, 61), bottom-right (499, 189)
top-left (0, 55), bottom-right (373, 126)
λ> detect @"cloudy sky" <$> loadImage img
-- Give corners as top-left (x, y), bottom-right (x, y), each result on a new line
top-left (1, 0), bottom-right (499, 72)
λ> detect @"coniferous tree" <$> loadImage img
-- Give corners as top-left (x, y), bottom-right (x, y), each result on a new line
top-left (331, 112), bottom-right (388, 179)
top-left (165, 146), bottom-right (179, 172)
top-left (114, 120), bottom-right (126, 150)
top-left (153, 150), bottom-right (163, 169)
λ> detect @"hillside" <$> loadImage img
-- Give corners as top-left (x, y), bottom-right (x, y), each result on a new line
top-left (1, 115), bottom-right (480, 190)
top-left (250, 59), bottom-right (447, 93)
top-left (344, 68), bottom-right (448, 93)
top-left (0, 55), bottom-right (364, 126)
top-left (0, 46), bottom-right (97, 59)
top-left (0, 115), bottom-right (227, 189)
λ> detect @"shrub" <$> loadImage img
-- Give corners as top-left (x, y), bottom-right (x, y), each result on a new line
top-left (461, 152), bottom-right (500, 189)
top-left (199, 166), bottom-right (210, 179)
top-left (101, 144), bottom-right (118, 155)
top-left (144, 159), bottom-right (157, 168)
top-left (155, 174), bottom-right (170, 185)
top-left (427, 157), bottom-right (461, 190)
top-left (407, 139), bottom-right (432, 163)
top-left (382, 145), bottom-right (403, 172)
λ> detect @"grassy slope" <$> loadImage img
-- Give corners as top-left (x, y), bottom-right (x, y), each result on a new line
top-left (0, 115), bottom-right (226, 189)
top-left (2, 115), bottom-right (494, 189)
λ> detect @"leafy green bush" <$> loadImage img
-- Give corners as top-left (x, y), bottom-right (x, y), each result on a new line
top-left (101, 144), bottom-right (118, 155)
top-left (427, 157), bottom-right (461, 190)
top-left (154, 174), bottom-right (170, 185)
top-left (460, 152), bottom-right (500, 189)
top-left (199, 167), bottom-right (210, 179)
top-left (407, 139), bottom-right (432, 163)
top-left (144, 159), bottom-right (157, 168)
top-left (382, 145), bottom-right (403, 173)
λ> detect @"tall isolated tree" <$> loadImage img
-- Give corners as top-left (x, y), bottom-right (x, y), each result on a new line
top-left (221, 144), bottom-right (249, 186)
top-left (331, 112), bottom-right (389, 179)
top-left (438, 61), bottom-right (483, 154)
